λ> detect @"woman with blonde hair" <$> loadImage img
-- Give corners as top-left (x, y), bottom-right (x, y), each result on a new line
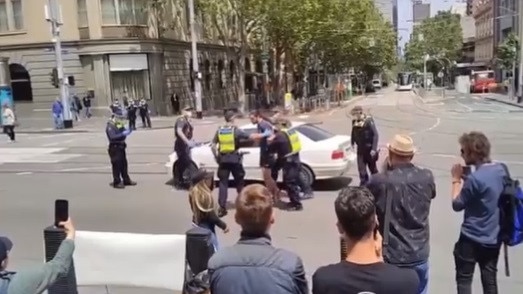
top-left (189, 169), bottom-right (228, 251)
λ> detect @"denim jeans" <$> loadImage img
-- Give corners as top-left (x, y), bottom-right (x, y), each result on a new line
top-left (53, 113), bottom-right (63, 129)
top-left (454, 234), bottom-right (500, 294)
top-left (397, 260), bottom-right (429, 294)
top-left (191, 222), bottom-right (218, 252)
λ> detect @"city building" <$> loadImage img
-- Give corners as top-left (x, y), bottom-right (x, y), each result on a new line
top-left (374, 0), bottom-right (394, 24)
top-left (472, 0), bottom-right (494, 64)
top-left (451, 3), bottom-right (476, 63)
top-left (0, 0), bottom-right (258, 114)
top-left (493, 0), bottom-right (519, 81)
top-left (466, 0), bottom-right (473, 16)
top-left (412, 1), bottom-right (430, 26)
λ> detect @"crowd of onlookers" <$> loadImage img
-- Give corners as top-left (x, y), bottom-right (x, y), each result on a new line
top-left (0, 130), bottom-right (515, 294)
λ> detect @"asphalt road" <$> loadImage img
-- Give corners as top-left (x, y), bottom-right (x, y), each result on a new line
top-left (1, 88), bottom-right (523, 293)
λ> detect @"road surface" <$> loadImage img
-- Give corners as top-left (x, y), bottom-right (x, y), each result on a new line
top-left (1, 88), bottom-right (522, 293)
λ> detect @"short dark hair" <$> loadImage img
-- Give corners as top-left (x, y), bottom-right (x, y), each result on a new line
top-left (335, 186), bottom-right (376, 241)
top-left (235, 184), bottom-right (273, 235)
top-left (459, 131), bottom-right (491, 162)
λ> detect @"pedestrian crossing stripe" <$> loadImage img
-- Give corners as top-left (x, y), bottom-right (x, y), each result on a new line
top-left (0, 148), bottom-right (83, 164)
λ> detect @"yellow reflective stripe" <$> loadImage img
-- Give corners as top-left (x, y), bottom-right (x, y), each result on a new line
top-left (218, 127), bottom-right (235, 153)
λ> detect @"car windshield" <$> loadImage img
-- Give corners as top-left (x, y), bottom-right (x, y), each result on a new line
top-left (294, 124), bottom-right (335, 142)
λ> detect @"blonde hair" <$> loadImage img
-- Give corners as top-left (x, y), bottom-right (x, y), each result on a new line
top-left (189, 180), bottom-right (215, 223)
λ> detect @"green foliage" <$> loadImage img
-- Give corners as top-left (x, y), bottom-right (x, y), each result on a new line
top-left (496, 33), bottom-right (520, 71)
top-left (404, 11), bottom-right (463, 71)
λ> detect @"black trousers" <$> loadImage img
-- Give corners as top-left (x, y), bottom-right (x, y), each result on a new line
top-left (357, 151), bottom-right (378, 185)
top-left (217, 162), bottom-right (245, 209)
top-left (271, 161), bottom-right (312, 194)
top-left (454, 234), bottom-right (501, 294)
top-left (108, 144), bottom-right (131, 185)
top-left (128, 117), bottom-right (136, 130)
top-left (3, 125), bottom-right (14, 141)
top-left (174, 149), bottom-right (192, 188)
top-left (140, 113), bottom-right (151, 128)
top-left (283, 161), bottom-right (301, 205)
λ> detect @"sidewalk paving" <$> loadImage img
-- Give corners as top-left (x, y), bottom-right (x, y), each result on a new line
top-left (476, 92), bottom-right (523, 108)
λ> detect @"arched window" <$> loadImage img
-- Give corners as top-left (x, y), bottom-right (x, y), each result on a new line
top-left (205, 60), bottom-right (211, 90)
top-left (218, 60), bottom-right (225, 88)
top-left (189, 58), bottom-right (194, 91)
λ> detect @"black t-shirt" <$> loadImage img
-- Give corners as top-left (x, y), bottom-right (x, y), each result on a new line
top-left (174, 117), bottom-right (193, 151)
top-left (312, 261), bottom-right (419, 294)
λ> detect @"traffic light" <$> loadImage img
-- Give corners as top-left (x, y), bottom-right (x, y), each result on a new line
top-left (50, 68), bottom-right (59, 88)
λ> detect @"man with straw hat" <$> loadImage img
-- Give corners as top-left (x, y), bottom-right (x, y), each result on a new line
top-left (366, 134), bottom-right (435, 294)
top-left (350, 105), bottom-right (379, 186)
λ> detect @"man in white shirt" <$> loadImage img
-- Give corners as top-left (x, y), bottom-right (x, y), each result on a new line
top-left (1, 103), bottom-right (15, 142)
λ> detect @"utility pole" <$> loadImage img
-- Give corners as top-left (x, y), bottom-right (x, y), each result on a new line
top-left (188, 0), bottom-right (203, 118)
top-left (518, 1), bottom-right (523, 101)
top-left (45, 0), bottom-right (72, 128)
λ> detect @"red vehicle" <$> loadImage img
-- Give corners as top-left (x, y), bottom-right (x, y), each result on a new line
top-left (471, 70), bottom-right (495, 93)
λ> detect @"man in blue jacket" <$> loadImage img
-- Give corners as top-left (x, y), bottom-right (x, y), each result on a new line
top-left (208, 184), bottom-right (308, 294)
top-left (51, 98), bottom-right (63, 129)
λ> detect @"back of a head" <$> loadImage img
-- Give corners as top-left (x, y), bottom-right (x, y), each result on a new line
top-left (235, 184), bottom-right (273, 236)
top-left (335, 186), bottom-right (376, 241)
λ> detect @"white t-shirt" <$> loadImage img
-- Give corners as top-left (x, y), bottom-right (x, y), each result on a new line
top-left (2, 108), bottom-right (15, 126)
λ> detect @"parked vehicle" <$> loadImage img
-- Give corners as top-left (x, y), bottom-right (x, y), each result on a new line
top-left (165, 122), bottom-right (356, 187)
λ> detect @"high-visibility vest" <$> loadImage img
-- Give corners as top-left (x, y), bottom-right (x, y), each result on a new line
top-left (218, 126), bottom-right (235, 153)
top-left (282, 128), bottom-right (302, 154)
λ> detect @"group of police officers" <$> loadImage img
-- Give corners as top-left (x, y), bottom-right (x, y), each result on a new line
top-left (105, 102), bottom-right (380, 212)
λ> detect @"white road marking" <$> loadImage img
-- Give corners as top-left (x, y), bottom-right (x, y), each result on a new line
top-left (456, 101), bottom-right (473, 112)
top-left (409, 117), bottom-right (441, 136)
top-left (16, 172), bottom-right (33, 175)
top-left (0, 147), bottom-right (83, 164)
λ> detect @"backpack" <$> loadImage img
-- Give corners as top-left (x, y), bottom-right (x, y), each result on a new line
top-left (498, 163), bottom-right (523, 276)
top-left (0, 271), bottom-right (16, 294)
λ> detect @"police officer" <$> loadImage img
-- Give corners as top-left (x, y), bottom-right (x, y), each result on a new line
top-left (270, 119), bottom-right (314, 199)
top-left (211, 111), bottom-right (252, 217)
top-left (106, 114), bottom-right (136, 189)
top-left (127, 99), bottom-right (138, 130)
top-left (174, 106), bottom-right (195, 189)
top-left (268, 118), bottom-right (304, 211)
top-left (139, 99), bottom-right (152, 128)
top-left (350, 105), bottom-right (379, 186)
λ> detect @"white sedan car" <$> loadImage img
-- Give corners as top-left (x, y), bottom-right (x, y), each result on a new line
top-left (166, 121), bottom-right (356, 187)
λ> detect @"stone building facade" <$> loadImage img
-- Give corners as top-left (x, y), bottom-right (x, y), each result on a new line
top-left (0, 0), bottom-right (260, 115)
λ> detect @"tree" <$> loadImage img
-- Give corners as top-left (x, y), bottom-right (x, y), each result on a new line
top-left (496, 32), bottom-right (520, 71)
top-left (404, 11), bottom-right (463, 72)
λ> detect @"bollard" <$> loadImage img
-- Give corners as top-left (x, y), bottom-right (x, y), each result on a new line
top-left (43, 226), bottom-right (78, 294)
top-left (340, 237), bottom-right (347, 260)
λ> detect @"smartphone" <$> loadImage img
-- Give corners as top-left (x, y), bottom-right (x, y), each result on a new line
top-left (462, 165), bottom-right (472, 177)
top-left (54, 199), bottom-right (69, 227)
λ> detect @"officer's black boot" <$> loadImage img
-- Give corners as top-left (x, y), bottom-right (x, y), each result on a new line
top-left (113, 182), bottom-right (125, 189)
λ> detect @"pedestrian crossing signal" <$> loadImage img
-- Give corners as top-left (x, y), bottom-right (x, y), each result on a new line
top-left (50, 68), bottom-right (59, 88)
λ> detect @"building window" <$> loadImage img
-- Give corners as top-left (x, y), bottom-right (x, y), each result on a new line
top-left (77, 0), bottom-right (88, 27)
top-left (0, 0), bottom-right (23, 32)
top-left (101, 0), bottom-right (147, 25)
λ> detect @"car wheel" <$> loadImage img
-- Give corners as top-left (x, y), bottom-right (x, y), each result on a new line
top-left (299, 165), bottom-right (315, 187)
top-left (173, 160), bottom-right (198, 185)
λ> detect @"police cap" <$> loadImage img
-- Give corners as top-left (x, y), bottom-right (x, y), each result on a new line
top-left (224, 110), bottom-right (237, 122)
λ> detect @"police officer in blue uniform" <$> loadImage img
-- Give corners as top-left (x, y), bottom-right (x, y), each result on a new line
top-left (174, 106), bottom-right (195, 189)
top-left (106, 114), bottom-right (136, 189)
top-left (350, 105), bottom-right (379, 186)
top-left (211, 110), bottom-right (253, 217)
top-left (268, 118), bottom-right (304, 211)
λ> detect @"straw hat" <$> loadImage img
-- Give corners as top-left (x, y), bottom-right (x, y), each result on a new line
top-left (387, 134), bottom-right (416, 156)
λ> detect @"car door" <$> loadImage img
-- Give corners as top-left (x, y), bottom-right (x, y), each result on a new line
top-left (237, 127), bottom-right (260, 181)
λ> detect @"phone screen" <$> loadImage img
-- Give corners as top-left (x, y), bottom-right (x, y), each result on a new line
top-left (54, 199), bottom-right (69, 227)
top-left (462, 165), bottom-right (472, 177)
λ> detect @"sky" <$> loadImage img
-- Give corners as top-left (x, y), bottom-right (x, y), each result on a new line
top-left (397, 0), bottom-right (456, 51)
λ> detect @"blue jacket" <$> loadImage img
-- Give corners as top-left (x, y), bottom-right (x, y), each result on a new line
top-left (208, 234), bottom-right (308, 294)
top-left (52, 101), bottom-right (63, 115)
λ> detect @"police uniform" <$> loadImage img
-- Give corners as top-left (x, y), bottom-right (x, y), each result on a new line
top-left (269, 127), bottom-right (303, 211)
top-left (127, 100), bottom-right (138, 130)
top-left (213, 111), bottom-right (250, 216)
top-left (174, 112), bottom-right (194, 188)
top-left (106, 116), bottom-right (136, 189)
top-left (351, 112), bottom-right (379, 185)
top-left (139, 99), bottom-right (152, 128)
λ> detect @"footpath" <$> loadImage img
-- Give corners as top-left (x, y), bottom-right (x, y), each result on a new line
top-left (475, 92), bottom-right (523, 108)
top-left (10, 95), bottom-right (364, 134)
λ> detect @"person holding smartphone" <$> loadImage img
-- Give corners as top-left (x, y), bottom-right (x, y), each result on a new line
top-left (0, 218), bottom-right (76, 294)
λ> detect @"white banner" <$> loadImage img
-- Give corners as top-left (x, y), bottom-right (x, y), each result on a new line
top-left (73, 231), bottom-right (186, 291)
